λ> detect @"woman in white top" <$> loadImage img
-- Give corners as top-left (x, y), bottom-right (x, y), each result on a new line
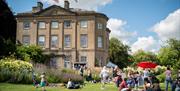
top-left (100, 66), bottom-right (109, 89)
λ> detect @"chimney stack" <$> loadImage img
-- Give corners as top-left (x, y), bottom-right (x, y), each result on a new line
top-left (32, 2), bottom-right (43, 13)
top-left (64, 0), bottom-right (70, 9)
top-left (37, 2), bottom-right (43, 10)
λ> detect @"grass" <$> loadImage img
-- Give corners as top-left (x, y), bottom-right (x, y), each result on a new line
top-left (0, 83), bottom-right (117, 91)
top-left (0, 82), bottom-right (171, 91)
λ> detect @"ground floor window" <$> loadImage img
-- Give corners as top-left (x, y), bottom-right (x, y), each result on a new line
top-left (64, 56), bottom-right (71, 68)
top-left (50, 57), bottom-right (57, 68)
top-left (80, 56), bottom-right (87, 63)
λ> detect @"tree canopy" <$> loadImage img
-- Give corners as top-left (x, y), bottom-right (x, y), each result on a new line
top-left (157, 39), bottom-right (180, 69)
top-left (132, 50), bottom-right (159, 63)
top-left (16, 45), bottom-right (47, 63)
top-left (109, 37), bottom-right (131, 68)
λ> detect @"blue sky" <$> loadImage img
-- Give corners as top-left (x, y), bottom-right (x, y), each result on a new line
top-left (6, 0), bottom-right (180, 53)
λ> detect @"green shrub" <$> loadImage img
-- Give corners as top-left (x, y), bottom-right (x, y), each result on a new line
top-left (16, 45), bottom-right (46, 63)
top-left (61, 68), bottom-right (76, 74)
top-left (33, 64), bottom-right (84, 84)
top-left (157, 73), bottom-right (165, 83)
top-left (0, 58), bottom-right (33, 84)
top-left (92, 74), bottom-right (101, 82)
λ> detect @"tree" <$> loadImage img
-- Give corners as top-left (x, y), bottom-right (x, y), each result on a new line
top-left (132, 50), bottom-right (159, 64)
top-left (157, 39), bottom-right (180, 69)
top-left (0, 0), bottom-right (16, 57)
top-left (0, 38), bottom-right (16, 58)
top-left (109, 37), bottom-right (131, 69)
top-left (16, 45), bottom-right (46, 63)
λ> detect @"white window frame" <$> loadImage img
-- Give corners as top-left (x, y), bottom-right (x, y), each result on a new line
top-left (23, 21), bottom-right (30, 30)
top-left (64, 20), bottom-right (71, 28)
top-left (22, 35), bottom-right (30, 45)
top-left (51, 21), bottom-right (59, 29)
top-left (64, 35), bottom-right (71, 48)
top-left (38, 35), bottom-right (45, 47)
top-left (38, 21), bottom-right (46, 29)
top-left (97, 23), bottom-right (103, 30)
top-left (80, 34), bottom-right (88, 48)
top-left (80, 20), bottom-right (88, 28)
top-left (81, 56), bottom-right (87, 63)
top-left (51, 35), bottom-right (58, 48)
top-left (98, 36), bottom-right (103, 48)
top-left (64, 56), bottom-right (71, 68)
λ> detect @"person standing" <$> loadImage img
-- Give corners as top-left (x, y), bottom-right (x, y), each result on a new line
top-left (79, 66), bottom-right (84, 77)
top-left (143, 68), bottom-right (150, 80)
top-left (32, 72), bottom-right (38, 88)
top-left (40, 72), bottom-right (47, 91)
top-left (165, 67), bottom-right (173, 91)
top-left (100, 66), bottom-right (109, 90)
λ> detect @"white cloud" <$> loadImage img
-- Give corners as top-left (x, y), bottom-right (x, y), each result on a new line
top-left (107, 18), bottom-right (137, 45)
top-left (131, 36), bottom-right (159, 53)
top-left (152, 9), bottom-right (180, 41)
top-left (39, 0), bottom-right (112, 11)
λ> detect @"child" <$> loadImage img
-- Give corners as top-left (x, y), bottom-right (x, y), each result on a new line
top-left (32, 73), bottom-right (38, 88)
top-left (40, 72), bottom-right (46, 91)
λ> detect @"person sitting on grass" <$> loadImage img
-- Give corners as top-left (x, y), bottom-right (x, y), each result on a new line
top-left (119, 78), bottom-right (131, 91)
top-left (116, 74), bottom-right (122, 87)
top-left (40, 72), bottom-right (47, 91)
top-left (149, 75), bottom-right (161, 91)
top-left (174, 77), bottom-right (180, 91)
top-left (86, 69), bottom-right (93, 82)
top-left (144, 77), bottom-right (152, 91)
top-left (67, 78), bottom-right (74, 89)
top-left (67, 78), bottom-right (80, 89)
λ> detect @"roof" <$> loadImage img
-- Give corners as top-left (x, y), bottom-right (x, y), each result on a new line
top-left (16, 5), bottom-right (108, 20)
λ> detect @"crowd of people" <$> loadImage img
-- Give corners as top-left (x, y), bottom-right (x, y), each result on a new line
top-left (32, 65), bottom-right (180, 91)
top-left (100, 66), bottom-right (180, 91)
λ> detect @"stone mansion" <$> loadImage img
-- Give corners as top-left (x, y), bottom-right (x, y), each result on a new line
top-left (16, 1), bottom-right (110, 69)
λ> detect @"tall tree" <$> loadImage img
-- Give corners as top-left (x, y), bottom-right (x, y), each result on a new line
top-left (109, 37), bottom-right (131, 69)
top-left (157, 39), bottom-right (180, 69)
top-left (0, 0), bottom-right (17, 57)
top-left (133, 50), bottom-right (159, 64)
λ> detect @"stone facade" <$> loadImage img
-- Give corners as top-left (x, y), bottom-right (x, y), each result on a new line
top-left (16, 1), bottom-right (110, 69)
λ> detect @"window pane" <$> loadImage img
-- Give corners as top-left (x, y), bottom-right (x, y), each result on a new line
top-left (64, 35), bottom-right (70, 47)
top-left (38, 22), bottom-right (45, 29)
top-left (81, 56), bottom-right (87, 62)
top-left (98, 36), bottom-right (102, 48)
top-left (98, 23), bottom-right (103, 30)
top-left (22, 35), bottom-right (30, 45)
top-left (38, 36), bottom-right (45, 47)
top-left (51, 21), bottom-right (59, 28)
top-left (50, 58), bottom-right (57, 68)
top-left (23, 22), bottom-right (30, 30)
top-left (64, 56), bottom-right (71, 68)
top-left (80, 20), bottom-right (87, 28)
top-left (51, 35), bottom-right (58, 48)
top-left (80, 34), bottom-right (87, 48)
top-left (64, 20), bottom-right (71, 28)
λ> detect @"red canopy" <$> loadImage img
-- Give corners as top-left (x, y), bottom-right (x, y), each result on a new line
top-left (137, 61), bottom-right (157, 68)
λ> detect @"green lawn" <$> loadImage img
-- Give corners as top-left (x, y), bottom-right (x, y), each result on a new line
top-left (0, 83), bottom-right (117, 91)
top-left (0, 83), bottom-right (171, 91)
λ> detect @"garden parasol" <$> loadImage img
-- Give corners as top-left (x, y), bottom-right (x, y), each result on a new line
top-left (137, 61), bottom-right (157, 68)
